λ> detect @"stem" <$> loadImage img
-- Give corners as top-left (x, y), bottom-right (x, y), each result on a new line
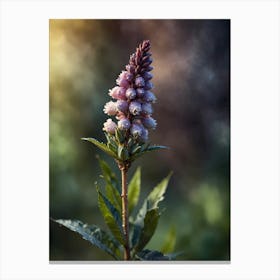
top-left (120, 166), bottom-right (130, 260)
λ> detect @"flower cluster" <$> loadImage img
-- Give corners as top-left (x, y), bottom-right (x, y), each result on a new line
top-left (103, 40), bottom-right (157, 143)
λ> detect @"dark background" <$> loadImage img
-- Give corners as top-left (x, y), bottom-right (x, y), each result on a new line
top-left (50, 19), bottom-right (230, 261)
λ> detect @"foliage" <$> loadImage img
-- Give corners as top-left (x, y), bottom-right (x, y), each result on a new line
top-left (54, 158), bottom-right (175, 260)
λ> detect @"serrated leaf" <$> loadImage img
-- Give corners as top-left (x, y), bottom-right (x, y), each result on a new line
top-left (97, 189), bottom-right (125, 245)
top-left (53, 219), bottom-right (121, 260)
top-left (161, 227), bottom-right (176, 254)
top-left (134, 208), bottom-right (160, 252)
top-left (128, 167), bottom-right (141, 214)
top-left (81, 137), bottom-right (117, 158)
top-left (136, 249), bottom-right (170, 261)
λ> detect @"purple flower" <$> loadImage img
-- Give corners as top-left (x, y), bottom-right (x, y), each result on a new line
top-left (135, 76), bottom-right (145, 88)
top-left (139, 128), bottom-right (149, 142)
top-left (116, 100), bottom-right (129, 113)
top-left (143, 72), bottom-right (153, 81)
top-left (142, 116), bottom-right (157, 129)
top-left (129, 101), bottom-right (142, 115)
top-left (130, 123), bottom-right (144, 137)
top-left (103, 101), bottom-right (117, 116)
top-left (142, 91), bottom-right (156, 103)
top-left (116, 71), bottom-right (130, 88)
top-left (109, 86), bottom-right (126, 100)
top-left (141, 103), bottom-right (153, 115)
top-left (126, 88), bottom-right (137, 100)
top-left (103, 40), bottom-right (157, 143)
top-left (103, 119), bottom-right (117, 134)
top-left (136, 88), bottom-right (145, 98)
top-left (144, 81), bottom-right (153, 90)
top-left (118, 118), bottom-right (131, 130)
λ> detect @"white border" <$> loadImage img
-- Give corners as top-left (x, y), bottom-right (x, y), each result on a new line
top-left (1, 0), bottom-right (279, 279)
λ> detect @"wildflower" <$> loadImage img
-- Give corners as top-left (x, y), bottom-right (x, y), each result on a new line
top-left (129, 101), bottom-right (142, 115)
top-left (141, 103), bottom-right (153, 115)
top-left (130, 123), bottom-right (144, 137)
top-left (103, 40), bottom-right (157, 143)
top-left (135, 76), bottom-right (145, 88)
top-left (118, 118), bottom-right (131, 130)
top-left (116, 100), bottom-right (129, 113)
top-left (142, 91), bottom-right (156, 103)
top-left (103, 119), bottom-right (117, 134)
top-left (142, 116), bottom-right (157, 129)
top-left (103, 101), bottom-right (117, 116)
top-left (126, 88), bottom-right (137, 100)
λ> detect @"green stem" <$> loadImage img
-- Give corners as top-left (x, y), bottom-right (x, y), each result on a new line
top-left (120, 166), bottom-right (130, 260)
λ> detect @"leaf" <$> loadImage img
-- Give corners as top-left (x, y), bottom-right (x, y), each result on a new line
top-left (53, 219), bottom-right (121, 260)
top-left (132, 173), bottom-right (172, 251)
top-left (136, 249), bottom-right (170, 261)
top-left (128, 167), bottom-right (141, 214)
top-left (131, 145), bottom-right (169, 161)
top-left (97, 158), bottom-right (121, 212)
top-left (146, 172), bottom-right (172, 210)
top-left (161, 227), bottom-right (176, 254)
top-left (134, 208), bottom-right (160, 252)
top-left (97, 189), bottom-right (125, 245)
top-left (81, 137), bottom-right (117, 158)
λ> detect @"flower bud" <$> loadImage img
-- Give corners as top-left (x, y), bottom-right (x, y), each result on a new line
top-left (143, 72), bottom-right (153, 81)
top-left (116, 100), bottom-right (129, 113)
top-left (109, 86), bottom-right (126, 100)
top-left (126, 88), bottom-right (137, 100)
top-left (129, 101), bottom-right (142, 115)
top-left (118, 118), bottom-right (131, 130)
top-left (142, 91), bottom-right (156, 103)
top-left (142, 116), bottom-right (157, 129)
top-left (103, 119), bottom-right (117, 134)
top-left (144, 81), bottom-right (153, 90)
top-left (103, 101), bottom-right (117, 116)
top-left (141, 103), bottom-right (153, 115)
top-left (135, 76), bottom-right (145, 88)
top-left (130, 123), bottom-right (144, 137)
top-left (139, 128), bottom-right (149, 142)
top-left (136, 88), bottom-right (145, 98)
top-left (116, 71), bottom-right (130, 88)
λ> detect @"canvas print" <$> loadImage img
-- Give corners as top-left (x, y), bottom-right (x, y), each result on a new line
top-left (50, 19), bottom-right (230, 261)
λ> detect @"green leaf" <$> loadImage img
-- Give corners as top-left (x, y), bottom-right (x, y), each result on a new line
top-left (97, 158), bottom-right (121, 212)
top-left (97, 189), bottom-right (125, 245)
top-left (128, 167), bottom-right (141, 214)
top-left (134, 208), bottom-right (160, 252)
top-left (81, 137), bottom-right (117, 158)
top-left (146, 172), bottom-right (172, 210)
top-left (135, 249), bottom-right (170, 260)
top-left (132, 173), bottom-right (172, 251)
top-left (161, 227), bottom-right (176, 254)
top-left (53, 219), bottom-right (121, 260)
top-left (131, 145), bottom-right (169, 161)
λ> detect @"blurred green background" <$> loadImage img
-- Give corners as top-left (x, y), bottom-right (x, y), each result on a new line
top-left (49, 19), bottom-right (230, 261)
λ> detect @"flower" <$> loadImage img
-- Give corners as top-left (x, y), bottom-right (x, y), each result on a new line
top-left (116, 100), bottom-right (129, 113)
top-left (130, 123), bottom-right (144, 137)
top-left (141, 103), bottom-right (153, 115)
top-left (104, 40), bottom-right (157, 143)
top-left (129, 101), bottom-right (142, 115)
top-left (142, 116), bottom-right (157, 129)
top-left (126, 88), bottom-right (137, 100)
top-left (103, 119), bottom-right (117, 134)
top-left (142, 91), bottom-right (156, 103)
top-left (103, 101), bottom-right (117, 116)
top-left (118, 118), bottom-right (131, 130)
